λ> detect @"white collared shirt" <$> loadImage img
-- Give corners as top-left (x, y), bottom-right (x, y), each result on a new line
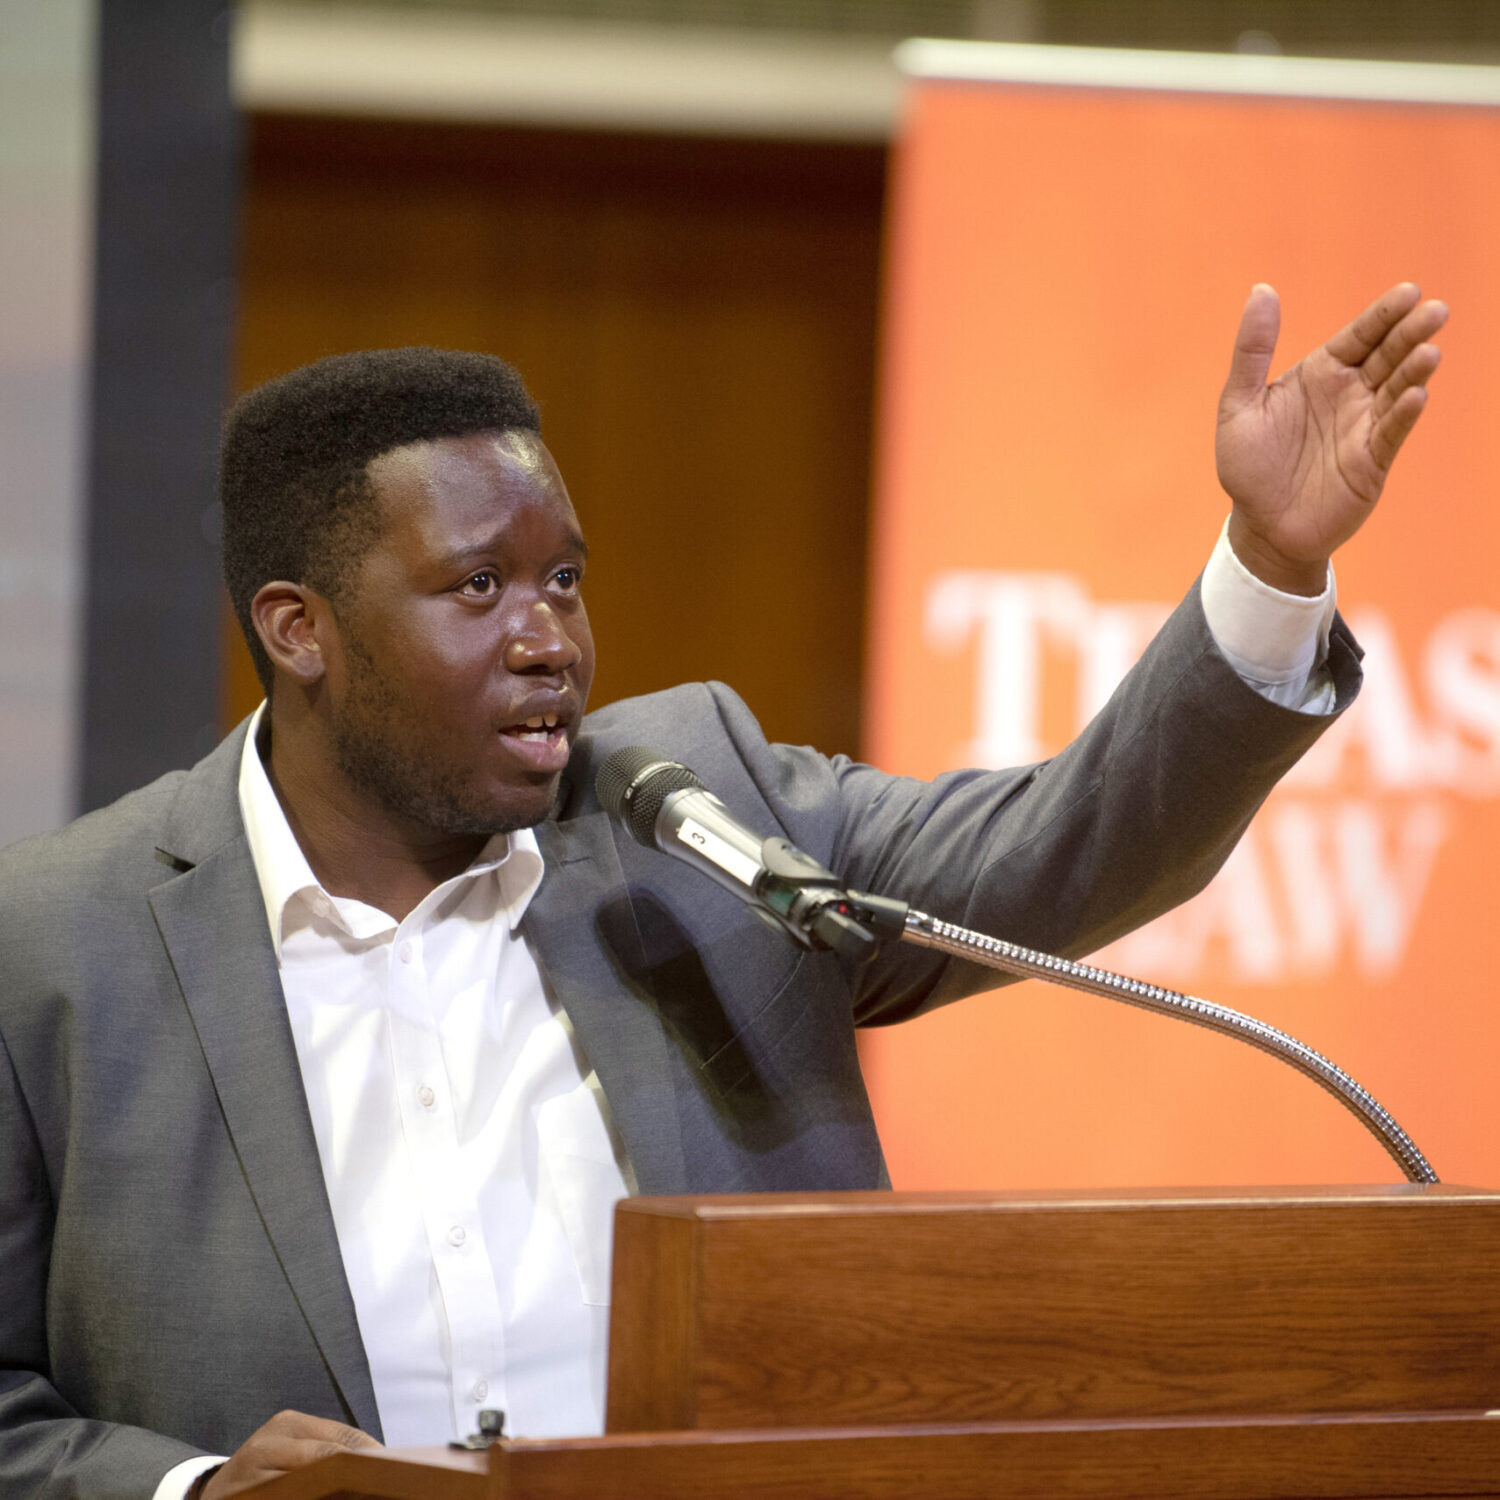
top-left (236, 709), bottom-right (631, 1447)
top-left (1202, 518), bottom-right (1338, 712)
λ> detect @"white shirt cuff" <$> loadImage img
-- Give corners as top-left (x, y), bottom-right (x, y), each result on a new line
top-left (152, 1455), bottom-right (227, 1500)
top-left (1201, 517), bottom-right (1339, 715)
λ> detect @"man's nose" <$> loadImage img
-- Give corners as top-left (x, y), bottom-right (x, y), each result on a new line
top-left (503, 598), bottom-right (581, 673)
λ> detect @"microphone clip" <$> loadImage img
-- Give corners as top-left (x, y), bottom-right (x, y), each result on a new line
top-left (754, 838), bottom-right (908, 963)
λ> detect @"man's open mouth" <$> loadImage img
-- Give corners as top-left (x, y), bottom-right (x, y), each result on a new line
top-left (504, 713), bottom-right (562, 744)
top-left (497, 710), bottom-right (573, 773)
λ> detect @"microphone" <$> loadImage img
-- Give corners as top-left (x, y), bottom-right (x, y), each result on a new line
top-left (595, 746), bottom-right (905, 959)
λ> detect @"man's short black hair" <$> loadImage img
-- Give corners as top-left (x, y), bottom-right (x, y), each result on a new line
top-left (221, 346), bottom-right (541, 693)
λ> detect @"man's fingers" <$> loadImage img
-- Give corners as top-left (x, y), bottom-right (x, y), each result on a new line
top-left (1219, 283), bottom-right (1280, 412)
top-left (1372, 341), bottom-right (1443, 423)
top-left (1369, 384), bottom-right (1429, 473)
top-left (1360, 299), bottom-right (1449, 391)
top-left (260, 1409), bottom-right (382, 1448)
top-left (258, 1434), bottom-right (380, 1469)
top-left (1324, 282), bottom-right (1423, 366)
top-left (225, 1435), bottom-right (364, 1472)
top-left (204, 1411), bottom-right (383, 1498)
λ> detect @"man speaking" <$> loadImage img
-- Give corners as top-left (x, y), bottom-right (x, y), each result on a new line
top-left (0, 283), bottom-right (1446, 1498)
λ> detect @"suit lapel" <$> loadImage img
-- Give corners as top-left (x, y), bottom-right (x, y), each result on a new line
top-left (144, 725), bottom-right (687, 1422)
top-left (529, 810), bottom-right (688, 1194)
top-left (149, 730), bottom-right (382, 1438)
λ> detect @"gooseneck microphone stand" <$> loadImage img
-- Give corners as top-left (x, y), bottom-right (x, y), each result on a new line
top-left (787, 870), bottom-right (1437, 1184)
top-left (894, 904), bottom-right (1438, 1185)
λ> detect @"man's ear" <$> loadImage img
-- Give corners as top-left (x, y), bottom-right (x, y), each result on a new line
top-left (251, 581), bottom-right (336, 686)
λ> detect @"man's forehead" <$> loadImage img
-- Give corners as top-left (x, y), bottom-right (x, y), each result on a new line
top-left (366, 428), bottom-right (550, 487)
top-left (362, 429), bottom-right (580, 551)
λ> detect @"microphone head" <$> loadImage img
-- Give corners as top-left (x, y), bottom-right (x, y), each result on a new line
top-left (596, 746), bottom-right (704, 847)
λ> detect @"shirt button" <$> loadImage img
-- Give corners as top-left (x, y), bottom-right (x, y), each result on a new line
top-left (448, 1225), bottom-right (467, 1247)
top-left (472, 1380), bottom-right (489, 1402)
top-left (398, 940), bottom-right (414, 964)
top-left (417, 1085), bottom-right (436, 1109)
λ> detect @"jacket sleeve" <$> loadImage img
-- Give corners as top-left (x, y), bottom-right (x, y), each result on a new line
top-left (0, 1028), bottom-right (206, 1500)
top-left (722, 581), bottom-right (1363, 1025)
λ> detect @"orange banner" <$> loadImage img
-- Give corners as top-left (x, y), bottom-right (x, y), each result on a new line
top-left (861, 58), bottom-right (1500, 1190)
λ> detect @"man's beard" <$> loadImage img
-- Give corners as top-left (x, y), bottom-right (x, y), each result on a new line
top-left (331, 640), bottom-right (550, 837)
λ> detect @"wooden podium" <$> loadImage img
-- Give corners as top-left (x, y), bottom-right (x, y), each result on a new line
top-left (249, 1185), bottom-right (1500, 1498)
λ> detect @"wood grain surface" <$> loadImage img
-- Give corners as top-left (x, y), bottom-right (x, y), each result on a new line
top-left (235, 1444), bottom-right (488, 1500)
top-left (606, 1186), bottom-right (1500, 1432)
top-left (238, 1187), bottom-right (1500, 1499)
top-left (497, 1412), bottom-right (1500, 1500)
top-left (238, 1412), bottom-right (1500, 1500)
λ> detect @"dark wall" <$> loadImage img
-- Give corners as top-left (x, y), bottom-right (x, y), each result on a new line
top-left (81, 2), bottom-right (239, 809)
top-left (230, 117), bottom-right (886, 759)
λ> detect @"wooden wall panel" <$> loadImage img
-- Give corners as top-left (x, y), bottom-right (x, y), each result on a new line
top-left (229, 117), bottom-right (885, 760)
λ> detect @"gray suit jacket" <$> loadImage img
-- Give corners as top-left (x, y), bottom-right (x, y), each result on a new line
top-left (0, 585), bottom-right (1360, 1496)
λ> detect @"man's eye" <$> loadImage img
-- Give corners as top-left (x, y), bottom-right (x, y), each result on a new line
top-left (553, 567), bottom-right (582, 591)
top-left (462, 571), bottom-right (498, 595)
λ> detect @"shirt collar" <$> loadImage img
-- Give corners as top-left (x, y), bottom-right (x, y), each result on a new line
top-left (236, 702), bottom-right (545, 959)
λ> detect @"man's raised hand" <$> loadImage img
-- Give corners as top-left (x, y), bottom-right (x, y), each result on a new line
top-left (1215, 282), bottom-right (1447, 595)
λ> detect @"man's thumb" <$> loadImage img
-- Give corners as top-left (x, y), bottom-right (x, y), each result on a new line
top-left (1219, 283), bottom-right (1280, 415)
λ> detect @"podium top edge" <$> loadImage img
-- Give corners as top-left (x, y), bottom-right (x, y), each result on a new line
top-left (621, 1184), bottom-right (1497, 1220)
